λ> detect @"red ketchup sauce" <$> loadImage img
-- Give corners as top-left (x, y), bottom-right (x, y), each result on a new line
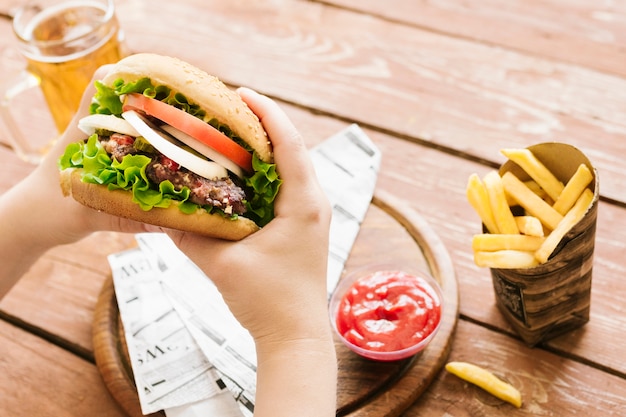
top-left (336, 270), bottom-right (442, 352)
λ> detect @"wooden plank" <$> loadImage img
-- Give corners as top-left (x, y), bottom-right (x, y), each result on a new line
top-left (2, 0), bottom-right (624, 203)
top-left (0, 320), bottom-right (127, 417)
top-left (0, 0), bottom-right (23, 13)
top-left (0, 232), bottom-right (136, 355)
top-left (403, 320), bottom-right (626, 415)
top-left (2, 0), bottom-right (625, 393)
top-left (2, 99), bottom-right (625, 382)
top-left (0, 2), bottom-right (623, 414)
top-left (327, 0), bottom-right (626, 78)
top-left (112, 0), bottom-right (626, 204)
top-left (0, 12), bottom-right (17, 149)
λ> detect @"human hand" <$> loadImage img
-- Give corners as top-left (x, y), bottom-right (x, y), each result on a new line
top-left (165, 88), bottom-right (336, 416)
top-left (166, 87), bottom-right (332, 345)
top-left (0, 67), bottom-right (154, 299)
top-left (0, 65), bottom-right (152, 293)
top-left (17, 66), bottom-right (152, 247)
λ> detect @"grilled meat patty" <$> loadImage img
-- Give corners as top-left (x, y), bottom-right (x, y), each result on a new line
top-left (100, 132), bottom-right (247, 215)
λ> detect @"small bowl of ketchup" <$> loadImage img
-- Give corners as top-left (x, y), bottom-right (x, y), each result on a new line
top-left (329, 264), bottom-right (444, 361)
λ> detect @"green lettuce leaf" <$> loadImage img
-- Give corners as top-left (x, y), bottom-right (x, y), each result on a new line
top-left (245, 154), bottom-right (282, 227)
top-left (58, 134), bottom-right (191, 212)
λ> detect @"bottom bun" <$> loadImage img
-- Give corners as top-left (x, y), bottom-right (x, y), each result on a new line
top-left (60, 169), bottom-right (260, 240)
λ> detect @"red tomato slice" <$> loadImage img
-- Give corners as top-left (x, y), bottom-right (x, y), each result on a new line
top-left (123, 93), bottom-right (253, 173)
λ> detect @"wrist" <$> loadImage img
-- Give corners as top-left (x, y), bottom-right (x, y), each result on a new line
top-left (255, 322), bottom-right (335, 358)
top-left (0, 181), bottom-right (54, 296)
top-left (1, 183), bottom-right (48, 250)
top-left (253, 294), bottom-right (333, 346)
top-left (254, 335), bottom-right (337, 417)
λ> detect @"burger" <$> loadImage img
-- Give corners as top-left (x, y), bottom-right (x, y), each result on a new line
top-left (58, 53), bottom-right (281, 240)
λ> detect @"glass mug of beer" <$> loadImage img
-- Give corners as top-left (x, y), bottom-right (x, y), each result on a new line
top-left (0, 0), bottom-right (127, 163)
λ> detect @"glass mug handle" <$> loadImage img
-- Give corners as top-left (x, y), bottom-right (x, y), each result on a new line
top-left (0, 69), bottom-right (53, 164)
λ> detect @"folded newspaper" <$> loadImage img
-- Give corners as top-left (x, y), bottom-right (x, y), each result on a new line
top-left (107, 124), bottom-right (381, 416)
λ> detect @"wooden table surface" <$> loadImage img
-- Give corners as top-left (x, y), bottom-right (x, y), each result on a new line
top-left (1, 0), bottom-right (625, 415)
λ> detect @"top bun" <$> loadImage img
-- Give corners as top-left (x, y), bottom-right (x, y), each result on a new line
top-left (102, 53), bottom-right (273, 163)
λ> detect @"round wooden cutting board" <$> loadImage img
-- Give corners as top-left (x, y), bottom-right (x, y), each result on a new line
top-left (93, 190), bottom-right (459, 417)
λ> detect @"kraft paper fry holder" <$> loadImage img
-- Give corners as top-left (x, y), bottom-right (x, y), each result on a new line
top-left (489, 142), bottom-right (599, 347)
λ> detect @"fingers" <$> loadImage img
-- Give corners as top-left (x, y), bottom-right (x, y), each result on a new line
top-left (237, 87), bottom-right (314, 185)
top-left (63, 65), bottom-right (114, 141)
top-left (77, 65), bottom-right (113, 116)
top-left (47, 65), bottom-right (115, 165)
top-left (237, 87), bottom-right (328, 217)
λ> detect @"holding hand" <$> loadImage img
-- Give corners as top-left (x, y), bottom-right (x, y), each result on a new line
top-left (0, 66), bottom-right (151, 296)
top-left (167, 87), bottom-right (332, 344)
top-left (165, 87), bottom-right (337, 417)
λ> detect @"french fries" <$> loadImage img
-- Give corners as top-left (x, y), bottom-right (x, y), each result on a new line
top-left (552, 164), bottom-right (593, 215)
top-left (472, 234), bottom-right (545, 252)
top-left (500, 148), bottom-right (564, 201)
top-left (445, 361), bottom-right (522, 408)
top-left (466, 148), bottom-right (595, 269)
top-left (483, 171), bottom-right (519, 234)
top-left (514, 216), bottom-right (544, 237)
top-left (501, 171), bottom-right (563, 230)
top-left (536, 188), bottom-right (594, 263)
top-left (505, 180), bottom-right (547, 206)
top-left (467, 173), bottom-right (499, 234)
top-left (474, 250), bottom-right (539, 269)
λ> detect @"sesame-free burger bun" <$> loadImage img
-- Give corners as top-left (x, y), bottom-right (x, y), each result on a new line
top-left (101, 53), bottom-right (272, 162)
top-left (60, 169), bottom-right (260, 240)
